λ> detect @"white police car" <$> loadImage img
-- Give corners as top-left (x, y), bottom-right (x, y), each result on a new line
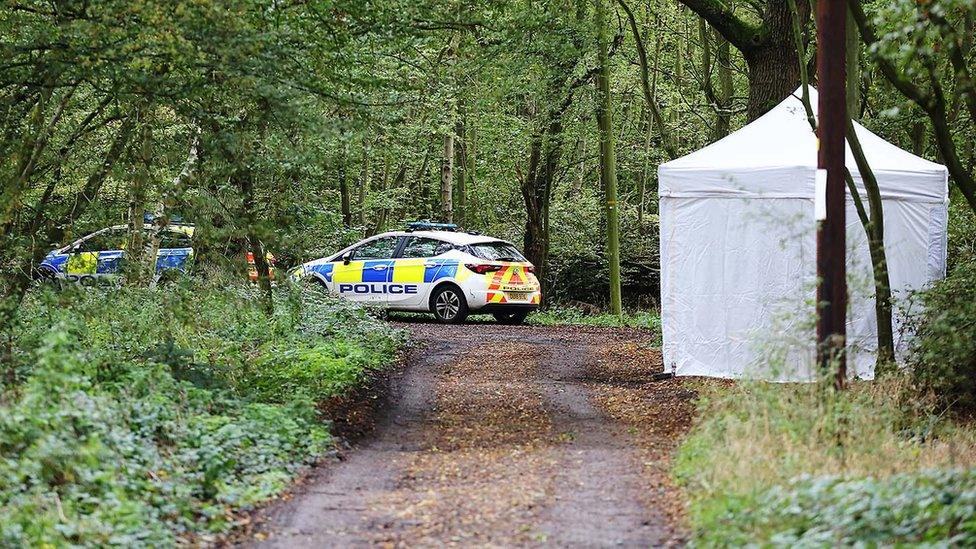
top-left (292, 223), bottom-right (542, 324)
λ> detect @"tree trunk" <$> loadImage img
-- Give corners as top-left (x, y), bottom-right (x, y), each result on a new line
top-left (147, 131), bottom-right (199, 288)
top-left (357, 140), bottom-right (369, 226)
top-left (412, 138), bottom-right (434, 218)
top-left (744, 43), bottom-right (801, 120)
top-left (715, 31), bottom-right (733, 138)
top-left (910, 120), bottom-right (927, 156)
top-left (440, 133), bottom-right (454, 223)
top-left (680, 0), bottom-right (809, 121)
top-left (595, 0), bottom-right (623, 315)
top-left (238, 168), bottom-right (273, 315)
top-left (521, 120), bottom-right (560, 296)
top-left (126, 109), bottom-right (153, 285)
top-left (338, 146), bottom-right (351, 228)
top-left (454, 115), bottom-right (467, 227)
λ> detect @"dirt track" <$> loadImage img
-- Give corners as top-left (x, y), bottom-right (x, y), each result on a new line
top-left (246, 321), bottom-right (695, 547)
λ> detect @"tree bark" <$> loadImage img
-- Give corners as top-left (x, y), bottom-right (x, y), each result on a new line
top-left (146, 131), bottom-right (199, 288)
top-left (595, 0), bottom-right (623, 315)
top-left (715, 31), bottom-right (733, 138)
top-left (357, 139), bottom-right (369, 226)
top-left (440, 132), bottom-right (454, 223)
top-left (680, 0), bottom-right (809, 120)
top-left (338, 146), bottom-right (351, 228)
top-left (126, 108), bottom-right (153, 285)
top-left (521, 116), bottom-right (560, 295)
top-left (454, 114), bottom-right (467, 227)
top-left (743, 41), bottom-right (801, 120)
top-left (412, 138), bottom-right (434, 217)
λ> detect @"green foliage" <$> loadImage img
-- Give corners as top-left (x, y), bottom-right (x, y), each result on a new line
top-left (0, 281), bottom-right (401, 545)
top-left (530, 305), bottom-right (661, 333)
top-left (908, 258), bottom-right (976, 411)
top-left (674, 378), bottom-right (976, 547)
top-left (948, 197), bottom-right (976, 270)
top-left (545, 189), bottom-right (660, 306)
top-left (693, 470), bottom-right (976, 547)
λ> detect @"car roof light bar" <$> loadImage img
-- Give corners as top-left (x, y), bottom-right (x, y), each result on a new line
top-left (406, 221), bottom-right (459, 232)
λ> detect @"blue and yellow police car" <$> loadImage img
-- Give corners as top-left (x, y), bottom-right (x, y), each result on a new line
top-left (39, 222), bottom-right (274, 285)
top-left (291, 222), bottom-right (542, 324)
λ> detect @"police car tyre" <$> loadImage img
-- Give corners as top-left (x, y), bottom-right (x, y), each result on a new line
top-left (492, 310), bottom-right (529, 325)
top-left (430, 284), bottom-right (468, 324)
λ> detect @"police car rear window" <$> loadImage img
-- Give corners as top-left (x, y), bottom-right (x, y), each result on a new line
top-left (401, 237), bottom-right (452, 258)
top-left (469, 242), bottom-right (527, 262)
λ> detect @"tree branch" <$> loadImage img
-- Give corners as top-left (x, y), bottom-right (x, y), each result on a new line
top-left (618, 0), bottom-right (678, 157)
top-left (677, 0), bottom-right (765, 52)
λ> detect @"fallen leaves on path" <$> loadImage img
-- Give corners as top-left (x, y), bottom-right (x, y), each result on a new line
top-left (370, 342), bottom-right (563, 547)
top-left (587, 338), bottom-right (699, 540)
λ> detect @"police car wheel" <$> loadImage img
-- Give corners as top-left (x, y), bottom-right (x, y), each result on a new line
top-left (493, 310), bottom-right (529, 325)
top-left (431, 285), bottom-right (468, 324)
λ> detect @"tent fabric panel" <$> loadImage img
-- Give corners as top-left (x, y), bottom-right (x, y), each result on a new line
top-left (659, 88), bottom-right (948, 202)
top-left (658, 165), bottom-right (947, 202)
top-left (660, 195), bottom-right (946, 381)
top-left (661, 197), bottom-right (818, 380)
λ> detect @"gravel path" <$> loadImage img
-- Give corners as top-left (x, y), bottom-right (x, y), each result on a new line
top-left (245, 321), bottom-right (693, 547)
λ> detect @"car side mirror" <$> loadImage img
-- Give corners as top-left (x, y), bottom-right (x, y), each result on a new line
top-left (342, 251), bottom-right (353, 265)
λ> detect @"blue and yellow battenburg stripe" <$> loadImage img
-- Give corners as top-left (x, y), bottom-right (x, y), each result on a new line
top-left (300, 259), bottom-right (469, 284)
top-left (42, 248), bottom-right (193, 276)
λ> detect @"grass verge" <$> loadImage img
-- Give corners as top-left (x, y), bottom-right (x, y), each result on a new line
top-left (674, 378), bottom-right (976, 545)
top-left (529, 306), bottom-right (661, 332)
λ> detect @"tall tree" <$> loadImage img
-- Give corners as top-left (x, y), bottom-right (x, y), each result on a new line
top-left (680, 0), bottom-right (811, 119)
top-left (595, 0), bottom-right (623, 315)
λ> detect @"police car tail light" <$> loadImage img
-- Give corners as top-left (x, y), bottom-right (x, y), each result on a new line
top-left (524, 265), bottom-right (536, 273)
top-left (464, 263), bottom-right (503, 275)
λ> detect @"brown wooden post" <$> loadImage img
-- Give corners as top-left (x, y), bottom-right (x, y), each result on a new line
top-left (816, 0), bottom-right (848, 388)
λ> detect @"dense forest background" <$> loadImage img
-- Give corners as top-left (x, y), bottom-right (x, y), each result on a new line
top-left (2, 0), bottom-right (976, 313)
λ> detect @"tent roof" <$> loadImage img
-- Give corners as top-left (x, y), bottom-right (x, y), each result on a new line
top-left (659, 88), bottom-right (948, 202)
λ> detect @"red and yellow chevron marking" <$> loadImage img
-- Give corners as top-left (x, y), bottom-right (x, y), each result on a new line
top-left (485, 265), bottom-right (540, 304)
top-left (486, 265), bottom-right (538, 291)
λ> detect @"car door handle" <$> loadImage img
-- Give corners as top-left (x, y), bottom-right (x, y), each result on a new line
top-left (424, 263), bottom-right (437, 268)
top-left (372, 265), bottom-right (387, 271)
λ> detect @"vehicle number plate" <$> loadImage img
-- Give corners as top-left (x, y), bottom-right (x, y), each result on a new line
top-left (501, 285), bottom-right (531, 292)
top-left (506, 291), bottom-right (530, 301)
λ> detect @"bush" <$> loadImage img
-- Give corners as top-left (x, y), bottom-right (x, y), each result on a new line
top-left (674, 378), bottom-right (976, 546)
top-left (0, 280), bottom-right (402, 545)
top-left (908, 259), bottom-right (976, 411)
top-left (0, 327), bottom-right (331, 545)
top-left (698, 470), bottom-right (976, 547)
top-left (544, 187), bottom-right (660, 306)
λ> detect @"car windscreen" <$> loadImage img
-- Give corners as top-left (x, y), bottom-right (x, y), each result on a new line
top-left (468, 241), bottom-right (527, 262)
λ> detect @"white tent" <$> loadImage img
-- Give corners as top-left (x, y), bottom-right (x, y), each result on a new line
top-left (658, 88), bottom-right (949, 381)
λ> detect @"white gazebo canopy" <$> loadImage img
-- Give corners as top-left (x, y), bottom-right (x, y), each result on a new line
top-left (658, 88), bottom-right (948, 381)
